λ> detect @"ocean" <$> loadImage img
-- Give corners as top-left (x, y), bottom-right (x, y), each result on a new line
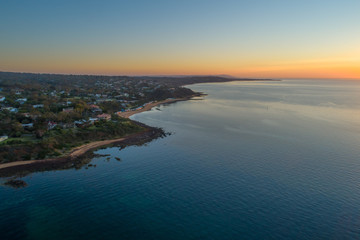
top-left (1, 79), bottom-right (360, 239)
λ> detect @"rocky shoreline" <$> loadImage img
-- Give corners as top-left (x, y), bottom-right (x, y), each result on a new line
top-left (0, 122), bottom-right (165, 179)
top-left (0, 94), bottom-right (199, 186)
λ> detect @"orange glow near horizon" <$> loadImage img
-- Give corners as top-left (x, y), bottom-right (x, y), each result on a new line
top-left (1, 55), bottom-right (359, 80)
top-left (1, 37), bottom-right (359, 79)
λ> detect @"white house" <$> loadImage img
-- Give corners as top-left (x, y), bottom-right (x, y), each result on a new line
top-left (16, 98), bottom-right (27, 104)
top-left (33, 104), bottom-right (44, 108)
top-left (0, 136), bottom-right (8, 142)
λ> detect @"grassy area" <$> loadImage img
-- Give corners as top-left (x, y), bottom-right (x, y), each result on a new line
top-left (0, 136), bottom-right (39, 146)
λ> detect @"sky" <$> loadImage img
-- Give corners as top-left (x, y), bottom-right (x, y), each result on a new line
top-left (1, 0), bottom-right (359, 79)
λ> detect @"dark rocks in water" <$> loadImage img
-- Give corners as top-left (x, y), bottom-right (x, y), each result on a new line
top-left (4, 179), bottom-right (28, 188)
top-left (93, 153), bottom-right (110, 158)
top-left (115, 157), bottom-right (121, 161)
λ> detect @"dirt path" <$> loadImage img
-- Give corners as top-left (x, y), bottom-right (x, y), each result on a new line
top-left (0, 137), bottom-right (128, 170)
top-left (68, 138), bottom-right (125, 158)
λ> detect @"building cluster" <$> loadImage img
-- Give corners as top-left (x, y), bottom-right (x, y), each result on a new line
top-left (0, 76), bottom-right (171, 140)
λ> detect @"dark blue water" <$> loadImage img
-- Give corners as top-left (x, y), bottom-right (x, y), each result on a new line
top-left (1, 80), bottom-right (360, 239)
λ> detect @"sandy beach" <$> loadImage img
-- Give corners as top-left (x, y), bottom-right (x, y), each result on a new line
top-left (117, 98), bottom-right (187, 118)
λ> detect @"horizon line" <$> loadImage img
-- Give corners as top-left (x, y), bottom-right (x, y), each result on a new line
top-left (0, 70), bottom-right (359, 81)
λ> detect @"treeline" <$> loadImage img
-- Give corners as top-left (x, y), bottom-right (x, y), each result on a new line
top-left (149, 87), bottom-right (195, 100)
top-left (0, 71), bottom-right (248, 88)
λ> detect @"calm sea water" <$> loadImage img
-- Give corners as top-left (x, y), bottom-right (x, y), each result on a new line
top-left (1, 80), bottom-right (360, 239)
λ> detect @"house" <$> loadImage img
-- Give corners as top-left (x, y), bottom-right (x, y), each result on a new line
top-left (47, 121), bottom-right (57, 130)
top-left (89, 104), bottom-right (100, 109)
top-left (89, 117), bottom-right (99, 123)
top-left (89, 104), bottom-right (102, 113)
top-left (16, 98), bottom-right (27, 104)
top-left (97, 113), bottom-right (111, 121)
top-left (0, 136), bottom-right (8, 142)
top-left (62, 107), bottom-right (74, 113)
top-left (2, 107), bottom-right (18, 113)
top-left (74, 119), bottom-right (87, 127)
top-left (33, 104), bottom-right (44, 108)
top-left (92, 108), bottom-right (102, 113)
top-left (90, 104), bottom-right (102, 113)
top-left (22, 123), bottom-right (34, 129)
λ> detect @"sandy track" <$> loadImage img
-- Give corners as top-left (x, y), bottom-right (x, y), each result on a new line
top-left (0, 137), bottom-right (129, 170)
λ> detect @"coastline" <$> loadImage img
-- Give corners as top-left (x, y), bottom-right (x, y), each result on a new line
top-left (0, 127), bottom-right (164, 177)
top-left (0, 97), bottom-right (191, 176)
top-left (116, 96), bottom-right (194, 118)
top-left (0, 137), bottom-right (128, 170)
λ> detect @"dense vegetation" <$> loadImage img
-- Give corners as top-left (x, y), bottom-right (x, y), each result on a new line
top-left (0, 115), bottom-right (143, 163)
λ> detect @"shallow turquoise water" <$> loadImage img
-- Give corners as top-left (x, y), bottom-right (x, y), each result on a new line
top-left (1, 80), bottom-right (360, 239)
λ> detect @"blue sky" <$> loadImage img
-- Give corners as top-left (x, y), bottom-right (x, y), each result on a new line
top-left (1, 0), bottom-right (360, 78)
